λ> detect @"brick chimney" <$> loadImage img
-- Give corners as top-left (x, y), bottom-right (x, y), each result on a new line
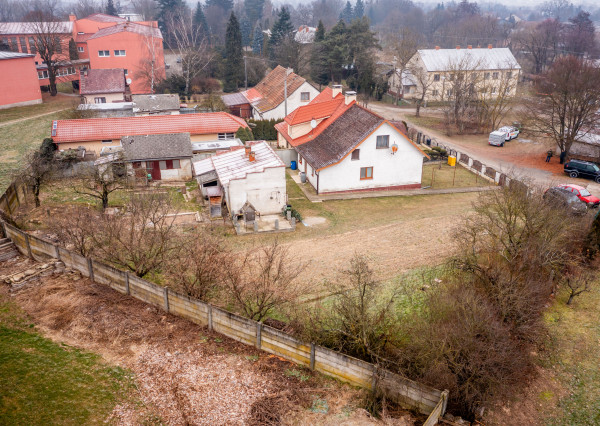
top-left (456, 45), bottom-right (460, 49)
top-left (245, 146), bottom-right (251, 157)
top-left (488, 44), bottom-right (493, 49)
top-left (467, 45), bottom-right (472, 49)
top-left (435, 46), bottom-right (440, 50)
top-left (332, 84), bottom-right (342, 98)
top-left (345, 91), bottom-right (357, 105)
top-left (249, 151), bottom-right (255, 162)
top-left (69, 14), bottom-right (76, 21)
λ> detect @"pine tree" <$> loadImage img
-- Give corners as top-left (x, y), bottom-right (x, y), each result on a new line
top-left (244, 0), bottom-right (265, 27)
top-left (310, 21), bottom-right (329, 88)
top-left (206, 0), bottom-right (233, 11)
top-left (252, 23), bottom-right (264, 55)
top-left (106, 0), bottom-right (118, 16)
top-left (68, 38), bottom-right (79, 60)
top-left (269, 7), bottom-right (293, 59)
top-left (157, 0), bottom-right (187, 43)
top-left (340, 1), bottom-right (353, 23)
top-left (323, 20), bottom-right (349, 83)
top-left (241, 18), bottom-right (252, 47)
top-left (354, 0), bottom-right (364, 19)
top-left (224, 12), bottom-right (244, 92)
top-left (193, 2), bottom-right (208, 34)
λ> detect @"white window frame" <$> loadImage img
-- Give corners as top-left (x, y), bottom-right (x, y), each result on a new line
top-left (218, 133), bottom-right (235, 140)
top-left (376, 135), bottom-right (389, 149)
top-left (98, 50), bottom-right (110, 57)
top-left (77, 46), bottom-right (84, 52)
top-left (114, 49), bottom-right (126, 56)
top-left (300, 92), bottom-right (310, 101)
top-left (95, 97), bottom-right (107, 104)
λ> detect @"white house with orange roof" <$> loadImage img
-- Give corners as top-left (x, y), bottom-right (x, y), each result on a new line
top-left (51, 112), bottom-right (249, 157)
top-left (276, 85), bottom-right (428, 194)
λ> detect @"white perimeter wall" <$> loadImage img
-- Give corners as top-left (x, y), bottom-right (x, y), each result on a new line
top-left (313, 122), bottom-right (424, 193)
top-left (225, 166), bottom-right (287, 215)
top-left (256, 82), bottom-right (320, 120)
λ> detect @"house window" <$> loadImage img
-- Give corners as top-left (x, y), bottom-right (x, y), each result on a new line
top-left (159, 160), bottom-right (181, 170)
top-left (300, 92), bottom-right (310, 101)
top-left (37, 70), bottom-right (49, 79)
top-left (19, 37), bottom-right (27, 53)
top-left (433, 74), bottom-right (440, 82)
top-left (351, 149), bottom-right (360, 160)
top-left (95, 97), bottom-right (107, 104)
top-left (484, 72), bottom-right (490, 80)
top-left (432, 89), bottom-right (439, 97)
top-left (54, 37), bottom-right (62, 53)
top-left (78, 46), bottom-right (84, 52)
top-left (218, 133), bottom-right (235, 140)
top-left (492, 72), bottom-right (499, 79)
top-left (376, 135), bottom-right (389, 149)
top-left (172, 159), bottom-right (180, 169)
top-left (506, 71), bottom-right (512, 79)
top-left (98, 50), bottom-right (110, 57)
top-left (124, 69), bottom-right (128, 75)
top-left (491, 87), bottom-right (497, 94)
top-left (360, 167), bottom-right (373, 180)
top-left (28, 37), bottom-right (36, 54)
top-left (449, 73), bottom-right (455, 81)
top-left (114, 49), bottom-right (126, 56)
top-left (101, 139), bottom-right (112, 143)
top-left (446, 89), bottom-right (453, 97)
top-left (10, 37), bottom-right (17, 51)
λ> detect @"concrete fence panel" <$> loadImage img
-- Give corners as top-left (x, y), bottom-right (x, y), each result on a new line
top-left (260, 325), bottom-right (311, 367)
top-left (380, 370), bottom-right (441, 415)
top-left (58, 247), bottom-right (90, 277)
top-left (128, 274), bottom-right (164, 308)
top-left (28, 235), bottom-right (58, 261)
top-left (4, 224), bottom-right (28, 256)
top-left (484, 166), bottom-right (496, 180)
top-left (166, 291), bottom-right (210, 327)
top-left (314, 345), bottom-right (374, 389)
top-left (211, 306), bottom-right (258, 347)
top-left (92, 260), bottom-right (128, 294)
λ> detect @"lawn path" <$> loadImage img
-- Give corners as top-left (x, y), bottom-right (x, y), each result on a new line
top-left (0, 108), bottom-right (70, 128)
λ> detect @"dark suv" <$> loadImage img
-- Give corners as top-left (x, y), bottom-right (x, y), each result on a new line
top-left (564, 159), bottom-right (600, 183)
top-left (543, 187), bottom-right (587, 215)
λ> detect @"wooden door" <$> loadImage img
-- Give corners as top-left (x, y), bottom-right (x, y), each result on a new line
top-left (147, 161), bottom-right (161, 181)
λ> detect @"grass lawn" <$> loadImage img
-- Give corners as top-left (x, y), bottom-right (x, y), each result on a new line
top-left (0, 109), bottom-right (73, 193)
top-left (541, 282), bottom-right (600, 425)
top-left (0, 94), bottom-right (76, 124)
top-left (422, 163), bottom-right (493, 189)
top-left (0, 292), bottom-right (138, 425)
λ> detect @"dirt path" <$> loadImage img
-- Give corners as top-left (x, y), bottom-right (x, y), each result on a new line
top-left (1, 256), bottom-right (413, 425)
top-left (0, 108), bottom-right (70, 128)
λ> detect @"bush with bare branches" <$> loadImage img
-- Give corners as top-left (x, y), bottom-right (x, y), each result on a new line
top-left (50, 206), bottom-right (100, 257)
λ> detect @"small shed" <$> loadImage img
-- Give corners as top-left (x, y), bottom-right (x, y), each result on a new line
top-left (221, 92), bottom-right (252, 118)
top-left (121, 133), bottom-right (193, 182)
top-left (131, 94), bottom-right (181, 116)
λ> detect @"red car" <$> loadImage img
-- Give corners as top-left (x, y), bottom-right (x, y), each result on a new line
top-left (557, 184), bottom-right (600, 207)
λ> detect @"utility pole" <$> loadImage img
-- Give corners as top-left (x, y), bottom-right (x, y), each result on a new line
top-left (244, 56), bottom-right (248, 91)
top-left (284, 67), bottom-right (292, 117)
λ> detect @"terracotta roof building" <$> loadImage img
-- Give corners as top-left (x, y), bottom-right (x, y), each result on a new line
top-left (221, 65), bottom-right (319, 120)
top-left (277, 86), bottom-right (428, 194)
top-left (80, 68), bottom-right (129, 104)
top-left (52, 112), bottom-right (249, 156)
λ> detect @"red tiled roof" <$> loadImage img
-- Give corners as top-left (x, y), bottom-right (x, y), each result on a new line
top-left (80, 68), bottom-right (126, 95)
top-left (75, 33), bottom-right (94, 43)
top-left (284, 97), bottom-right (344, 125)
top-left (53, 113), bottom-right (249, 143)
top-left (251, 65), bottom-right (308, 113)
top-left (310, 87), bottom-right (334, 103)
top-left (89, 22), bottom-right (162, 40)
top-left (242, 87), bottom-right (262, 104)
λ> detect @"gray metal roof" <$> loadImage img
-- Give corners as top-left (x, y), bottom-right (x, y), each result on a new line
top-left (0, 21), bottom-right (73, 35)
top-left (418, 48), bottom-right (521, 72)
top-left (131, 94), bottom-right (180, 113)
top-left (221, 92), bottom-right (249, 107)
top-left (0, 51), bottom-right (34, 60)
top-left (121, 133), bottom-right (193, 161)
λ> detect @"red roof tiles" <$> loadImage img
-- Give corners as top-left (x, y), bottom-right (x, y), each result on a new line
top-left (80, 68), bottom-right (126, 95)
top-left (284, 97), bottom-right (344, 125)
top-left (53, 112), bottom-right (248, 143)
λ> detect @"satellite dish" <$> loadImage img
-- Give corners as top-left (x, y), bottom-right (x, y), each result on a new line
top-left (310, 118), bottom-right (317, 129)
top-left (126, 78), bottom-right (132, 85)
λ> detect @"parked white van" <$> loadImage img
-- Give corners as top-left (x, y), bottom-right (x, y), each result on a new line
top-left (489, 130), bottom-right (507, 147)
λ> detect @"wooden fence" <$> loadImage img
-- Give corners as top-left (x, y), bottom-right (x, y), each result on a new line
top-left (0, 186), bottom-right (448, 424)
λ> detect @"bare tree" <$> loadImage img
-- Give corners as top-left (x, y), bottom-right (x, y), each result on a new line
top-left (387, 27), bottom-right (421, 103)
top-left (26, 15), bottom-right (70, 96)
top-left (50, 206), bottom-right (99, 257)
top-left (514, 19), bottom-right (563, 74)
top-left (407, 62), bottom-right (434, 117)
top-left (564, 271), bottom-right (592, 305)
top-left (222, 240), bottom-right (306, 321)
top-left (73, 162), bottom-right (127, 210)
top-left (475, 63), bottom-right (518, 132)
top-left (524, 56), bottom-right (600, 162)
top-left (74, 0), bottom-right (103, 17)
top-left (165, 13), bottom-right (213, 97)
top-left (18, 151), bottom-right (54, 208)
top-left (93, 192), bottom-right (179, 278)
top-left (135, 30), bottom-right (165, 94)
top-left (131, 0), bottom-right (159, 21)
top-left (165, 231), bottom-right (228, 301)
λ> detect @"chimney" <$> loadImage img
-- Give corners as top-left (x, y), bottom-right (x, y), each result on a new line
top-left (245, 146), bottom-right (251, 157)
top-left (488, 44), bottom-right (493, 49)
top-left (69, 14), bottom-right (76, 22)
top-left (456, 45), bottom-right (460, 49)
top-left (332, 84), bottom-right (342, 98)
top-left (249, 151), bottom-right (255, 162)
top-left (345, 91), bottom-right (357, 105)
top-left (467, 45), bottom-right (472, 49)
top-left (435, 46), bottom-right (440, 50)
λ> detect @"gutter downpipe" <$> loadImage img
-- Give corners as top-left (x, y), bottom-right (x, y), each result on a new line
top-left (316, 171), bottom-right (319, 195)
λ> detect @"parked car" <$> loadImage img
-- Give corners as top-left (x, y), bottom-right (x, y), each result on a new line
top-left (488, 130), bottom-right (507, 147)
top-left (498, 126), bottom-right (520, 140)
top-left (543, 187), bottom-right (587, 215)
top-left (563, 159), bottom-right (600, 183)
top-left (557, 183), bottom-right (600, 207)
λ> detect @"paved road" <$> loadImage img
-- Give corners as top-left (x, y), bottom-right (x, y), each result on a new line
top-left (368, 102), bottom-right (600, 194)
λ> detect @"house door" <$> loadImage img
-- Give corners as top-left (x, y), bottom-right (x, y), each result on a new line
top-left (147, 161), bottom-right (161, 181)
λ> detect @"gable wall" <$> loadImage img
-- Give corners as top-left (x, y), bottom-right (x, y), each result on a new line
top-left (255, 81), bottom-right (320, 120)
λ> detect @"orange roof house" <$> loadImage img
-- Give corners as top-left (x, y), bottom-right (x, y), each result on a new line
top-left (0, 51), bottom-right (42, 109)
top-left (276, 86), bottom-right (428, 194)
top-left (52, 112), bottom-right (249, 156)
top-left (221, 66), bottom-right (320, 120)
top-left (79, 68), bottom-right (129, 104)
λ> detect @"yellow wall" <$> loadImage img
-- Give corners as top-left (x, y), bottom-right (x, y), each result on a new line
top-left (81, 92), bottom-right (125, 104)
top-left (190, 133), bottom-right (220, 142)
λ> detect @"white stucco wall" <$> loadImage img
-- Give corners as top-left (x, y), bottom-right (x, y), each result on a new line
top-left (82, 92), bottom-right (125, 104)
top-left (158, 158), bottom-right (192, 181)
top-left (225, 166), bottom-right (287, 215)
top-left (310, 123), bottom-right (424, 193)
top-left (254, 82), bottom-right (320, 120)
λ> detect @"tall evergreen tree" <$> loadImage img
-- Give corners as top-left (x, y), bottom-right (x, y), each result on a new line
top-left (354, 0), bottom-right (365, 19)
top-left (68, 38), bottom-right (79, 60)
top-left (157, 0), bottom-right (187, 43)
top-left (244, 0), bottom-right (265, 27)
top-left (323, 20), bottom-right (349, 83)
top-left (310, 20), bottom-right (329, 88)
top-left (224, 12), bottom-right (244, 92)
top-left (340, 1), bottom-right (353, 23)
top-left (193, 2), bottom-right (209, 34)
top-left (269, 7), bottom-right (293, 59)
top-left (240, 18), bottom-right (252, 47)
top-left (106, 0), bottom-right (118, 16)
top-left (252, 23), bottom-right (264, 55)
top-left (206, 0), bottom-right (233, 11)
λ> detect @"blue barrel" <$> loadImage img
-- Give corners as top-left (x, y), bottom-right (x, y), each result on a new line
top-left (290, 160), bottom-right (297, 170)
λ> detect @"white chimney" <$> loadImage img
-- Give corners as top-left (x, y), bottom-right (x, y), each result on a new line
top-left (344, 91), bottom-right (356, 105)
top-left (332, 84), bottom-right (342, 98)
